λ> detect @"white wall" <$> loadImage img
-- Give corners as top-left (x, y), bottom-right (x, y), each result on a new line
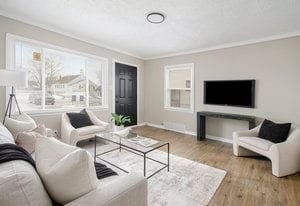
top-left (0, 15), bottom-right (145, 133)
top-left (144, 36), bottom-right (300, 140)
top-left (1, 15), bottom-right (300, 140)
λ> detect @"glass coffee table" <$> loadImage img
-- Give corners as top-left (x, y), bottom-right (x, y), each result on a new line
top-left (94, 131), bottom-right (169, 179)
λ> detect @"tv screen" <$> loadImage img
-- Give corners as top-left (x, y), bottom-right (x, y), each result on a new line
top-left (204, 80), bottom-right (255, 108)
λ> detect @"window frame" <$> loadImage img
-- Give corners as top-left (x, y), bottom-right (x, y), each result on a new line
top-left (6, 33), bottom-right (109, 115)
top-left (164, 63), bottom-right (194, 113)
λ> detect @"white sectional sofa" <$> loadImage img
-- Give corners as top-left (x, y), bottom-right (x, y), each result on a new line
top-left (233, 124), bottom-right (300, 177)
top-left (0, 123), bottom-right (148, 206)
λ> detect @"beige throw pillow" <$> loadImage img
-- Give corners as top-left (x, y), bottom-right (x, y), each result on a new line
top-left (35, 137), bottom-right (97, 205)
top-left (16, 124), bottom-right (47, 154)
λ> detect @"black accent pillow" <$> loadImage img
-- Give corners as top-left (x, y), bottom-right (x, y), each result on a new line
top-left (66, 109), bottom-right (93, 129)
top-left (258, 119), bottom-right (291, 143)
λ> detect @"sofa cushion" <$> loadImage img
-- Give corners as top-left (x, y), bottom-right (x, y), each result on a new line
top-left (77, 125), bottom-right (106, 136)
top-left (65, 173), bottom-right (148, 206)
top-left (4, 113), bottom-right (37, 139)
top-left (0, 160), bottom-right (52, 206)
top-left (35, 137), bottom-right (97, 205)
top-left (239, 136), bottom-right (274, 151)
top-left (0, 123), bottom-right (15, 144)
top-left (258, 119), bottom-right (291, 143)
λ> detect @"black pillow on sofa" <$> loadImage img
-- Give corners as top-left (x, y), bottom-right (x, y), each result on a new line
top-left (66, 109), bottom-right (93, 129)
top-left (258, 119), bottom-right (291, 143)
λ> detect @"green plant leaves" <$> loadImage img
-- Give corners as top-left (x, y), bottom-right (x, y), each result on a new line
top-left (111, 113), bottom-right (131, 126)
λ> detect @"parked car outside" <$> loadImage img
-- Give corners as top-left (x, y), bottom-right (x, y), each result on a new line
top-left (29, 93), bottom-right (55, 105)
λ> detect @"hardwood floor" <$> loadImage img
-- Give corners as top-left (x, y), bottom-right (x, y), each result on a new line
top-left (131, 125), bottom-right (300, 206)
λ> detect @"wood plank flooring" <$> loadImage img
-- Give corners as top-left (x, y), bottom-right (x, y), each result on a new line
top-left (131, 125), bottom-right (300, 206)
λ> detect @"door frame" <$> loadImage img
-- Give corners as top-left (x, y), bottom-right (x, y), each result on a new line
top-left (112, 60), bottom-right (140, 125)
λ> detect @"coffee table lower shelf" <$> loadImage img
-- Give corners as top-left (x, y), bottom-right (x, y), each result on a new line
top-left (94, 136), bottom-right (169, 179)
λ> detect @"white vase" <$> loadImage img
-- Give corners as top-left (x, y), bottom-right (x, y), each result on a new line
top-left (113, 125), bottom-right (124, 132)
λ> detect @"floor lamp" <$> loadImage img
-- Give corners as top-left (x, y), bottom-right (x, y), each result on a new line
top-left (0, 69), bottom-right (28, 124)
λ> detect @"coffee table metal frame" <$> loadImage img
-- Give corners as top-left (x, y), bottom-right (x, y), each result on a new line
top-left (94, 134), bottom-right (169, 179)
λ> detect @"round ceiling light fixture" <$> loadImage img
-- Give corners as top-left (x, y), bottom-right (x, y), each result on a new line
top-left (147, 12), bottom-right (165, 24)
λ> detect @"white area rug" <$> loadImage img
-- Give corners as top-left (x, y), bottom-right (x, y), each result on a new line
top-left (82, 142), bottom-right (226, 206)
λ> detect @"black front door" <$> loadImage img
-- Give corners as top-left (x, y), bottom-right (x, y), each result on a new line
top-left (115, 63), bottom-right (137, 126)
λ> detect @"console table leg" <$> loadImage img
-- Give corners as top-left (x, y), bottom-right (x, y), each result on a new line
top-left (144, 154), bottom-right (146, 177)
top-left (197, 115), bottom-right (206, 141)
top-left (94, 136), bottom-right (96, 162)
top-left (167, 143), bottom-right (169, 172)
top-left (249, 121), bottom-right (256, 129)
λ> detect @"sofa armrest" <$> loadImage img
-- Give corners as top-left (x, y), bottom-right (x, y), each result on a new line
top-left (269, 129), bottom-right (300, 177)
top-left (86, 110), bottom-right (110, 129)
top-left (65, 174), bottom-right (148, 206)
top-left (61, 114), bottom-right (78, 145)
top-left (232, 125), bottom-right (261, 156)
top-left (270, 140), bottom-right (300, 163)
top-left (233, 125), bottom-right (261, 139)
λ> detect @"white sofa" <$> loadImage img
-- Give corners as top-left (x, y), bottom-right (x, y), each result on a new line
top-left (61, 110), bottom-right (109, 146)
top-left (0, 123), bottom-right (148, 206)
top-left (233, 124), bottom-right (300, 177)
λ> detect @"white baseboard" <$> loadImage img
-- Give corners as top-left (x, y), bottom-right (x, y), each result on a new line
top-left (144, 122), bottom-right (233, 144)
top-left (129, 122), bottom-right (147, 128)
top-left (206, 135), bottom-right (233, 144)
top-left (146, 122), bottom-right (164, 129)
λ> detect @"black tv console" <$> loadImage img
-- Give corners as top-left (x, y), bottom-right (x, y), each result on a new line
top-left (197, 111), bottom-right (256, 141)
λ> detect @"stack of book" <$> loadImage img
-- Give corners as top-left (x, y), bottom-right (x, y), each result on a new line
top-left (128, 136), bottom-right (158, 147)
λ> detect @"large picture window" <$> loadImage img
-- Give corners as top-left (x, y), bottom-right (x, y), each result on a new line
top-left (7, 34), bottom-right (108, 113)
top-left (164, 63), bottom-right (194, 112)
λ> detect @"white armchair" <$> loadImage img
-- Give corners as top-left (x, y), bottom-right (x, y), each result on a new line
top-left (4, 112), bottom-right (55, 138)
top-left (233, 124), bottom-right (300, 177)
top-left (61, 110), bottom-right (109, 146)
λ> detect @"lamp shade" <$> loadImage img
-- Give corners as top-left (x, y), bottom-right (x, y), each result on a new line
top-left (0, 69), bottom-right (28, 88)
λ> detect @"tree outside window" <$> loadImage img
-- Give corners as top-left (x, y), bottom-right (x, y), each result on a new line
top-left (12, 39), bottom-right (107, 112)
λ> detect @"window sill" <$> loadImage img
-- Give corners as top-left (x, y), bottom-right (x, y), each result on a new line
top-left (164, 107), bottom-right (194, 114)
top-left (23, 107), bottom-right (109, 117)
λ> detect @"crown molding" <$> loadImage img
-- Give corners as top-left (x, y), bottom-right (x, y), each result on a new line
top-left (144, 32), bottom-right (300, 60)
top-left (1, 10), bottom-right (300, 61)
top-left (0, 11), bottom-right (144, 60)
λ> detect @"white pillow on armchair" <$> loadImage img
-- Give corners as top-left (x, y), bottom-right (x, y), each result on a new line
top-left (4, 112), bottom-right (37, 138)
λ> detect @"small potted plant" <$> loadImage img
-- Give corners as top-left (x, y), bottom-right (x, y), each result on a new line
top-left (111, 113), bottom-right (131, 131)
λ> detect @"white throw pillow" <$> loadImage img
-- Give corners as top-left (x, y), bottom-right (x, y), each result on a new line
top-left (4, 113), bottom-right (37, 139)
top-left (35, 137), bottom-right (97, 204)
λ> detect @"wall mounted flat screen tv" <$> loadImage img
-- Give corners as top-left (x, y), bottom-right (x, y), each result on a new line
top-left (204, 80), bottom-right (255, 108)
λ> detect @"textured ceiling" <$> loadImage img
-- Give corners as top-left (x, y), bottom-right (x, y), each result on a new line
top-left (0, 0), bottom-right (300, 59)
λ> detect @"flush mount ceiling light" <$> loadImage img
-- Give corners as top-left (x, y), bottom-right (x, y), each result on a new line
top-left (147, 12), bottom-right (165, 24)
